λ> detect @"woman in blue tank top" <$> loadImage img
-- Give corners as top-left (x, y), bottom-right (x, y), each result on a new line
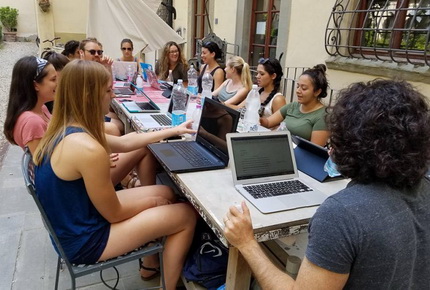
top-left (33, 60), bottom-right (197, 290)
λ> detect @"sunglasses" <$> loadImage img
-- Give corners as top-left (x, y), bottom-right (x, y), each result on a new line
top-left (258, 58), bottom-right (270, 65)
top-left (121, 47), bottom-right (132, 51)
top-left (85, 49), bottom-right (103, 56)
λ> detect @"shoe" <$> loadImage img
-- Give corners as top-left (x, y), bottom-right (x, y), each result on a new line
top-left (139, 259), bottom-right (160, 281)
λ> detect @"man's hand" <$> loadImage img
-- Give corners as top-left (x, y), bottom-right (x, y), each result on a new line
top-left (223, 201), bottom-right (255, 249)
top-left (100, 55), bottom-right (114, 68)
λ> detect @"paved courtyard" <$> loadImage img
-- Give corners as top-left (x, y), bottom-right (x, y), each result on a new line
top-left (0, 42), bottom-right (165, 290)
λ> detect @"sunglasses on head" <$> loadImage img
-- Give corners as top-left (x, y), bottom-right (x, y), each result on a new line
top-left (258, 58), bottom-right (270, 65)
top-left (121, 47), bottom-right (132, 51)
top-left (86, 49), bottom-right (103, 56)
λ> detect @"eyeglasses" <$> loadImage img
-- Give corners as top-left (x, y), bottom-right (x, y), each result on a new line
top-left (85, 49), bottom-right (103, 56)
top-left (121, 47), bottom-right (132, 51)
top-left (169, 50), bottom-right (179, 54)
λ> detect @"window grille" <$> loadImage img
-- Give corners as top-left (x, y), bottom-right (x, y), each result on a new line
top-left (325, 0), bottom-right (430, 66)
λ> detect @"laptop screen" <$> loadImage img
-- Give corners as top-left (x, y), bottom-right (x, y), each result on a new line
top-left (196, 98), bottom-right (240, 163)
top-left (231, 134), bottom-right (295, 180)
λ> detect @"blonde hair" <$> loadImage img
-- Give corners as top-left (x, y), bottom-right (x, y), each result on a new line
top-left (159, 41), bottom-right (188, 79)
top-left (34, 60), bottom-right (111, 165)
top-left (227, 56), bottom-right (252, 91)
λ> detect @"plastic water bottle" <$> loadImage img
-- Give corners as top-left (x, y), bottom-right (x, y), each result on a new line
top-left (243, 84), bottom-right (260, 132)
top-left (187, 65), bottom-right (198, 100)
top-left (136, 74), bottom-right (144, 92)
top-left (171, 79), bottom-right (187, 126)
top-left (127, 64), bottom-right (133, 82)
top-left (192, 104), bottom-right (202, 131)
top-left (167, 70), bottom-right (174, 86)
top-left (201, 72), bottom-right (213, 104)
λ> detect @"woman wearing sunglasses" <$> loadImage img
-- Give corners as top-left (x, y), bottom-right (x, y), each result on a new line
top-left (117, 38), bottom-right (140, 71)
top-left (260, 64), bottom-right (330, 146)
top-left (155, 41), bottom-right (188, 86)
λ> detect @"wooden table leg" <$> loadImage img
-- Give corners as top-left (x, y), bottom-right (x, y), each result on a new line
top-left (225, 247), bottom-right (251, 290)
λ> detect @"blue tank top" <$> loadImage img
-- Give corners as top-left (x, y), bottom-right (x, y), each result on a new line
top-left (34, 127), bottom-right (110, 261)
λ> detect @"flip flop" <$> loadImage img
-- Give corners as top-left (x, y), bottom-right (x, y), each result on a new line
top-left (140, 263), bottom-right (160, 281)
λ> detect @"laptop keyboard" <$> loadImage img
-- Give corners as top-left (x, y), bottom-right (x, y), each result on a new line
top-left (151, 114), bottom-right (171, 126)
top-left (171, 142), bottom-right (216, 167)
top-left (244, 180), bottom-right (313, 199)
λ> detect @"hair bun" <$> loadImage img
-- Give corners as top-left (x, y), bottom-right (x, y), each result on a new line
top-left (313, 64), bottom-right (327, 73)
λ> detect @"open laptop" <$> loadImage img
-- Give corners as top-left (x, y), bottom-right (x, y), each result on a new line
top-left (144, 68), bottom-right (162, 90)
top-left (113, 72), bottom-right (138, 96)
top-left (292, 135), bottom-right (343, 182)
top-left (148, 98), bottom-right (240, 173)
top-left (113, 60), bottom-right (138, 81)
top-left (133, 95), bottom-right (190, 130)
top-left (226, 131), bottom-right (328, 214)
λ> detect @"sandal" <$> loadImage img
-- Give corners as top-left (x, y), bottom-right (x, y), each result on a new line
top-left (121, 172), bottom-right (141, 189)
top-left (139, 259), bottom-right (160, 281)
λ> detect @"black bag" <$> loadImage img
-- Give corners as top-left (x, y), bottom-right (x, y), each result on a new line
top-left (183, 219), bottom-right (228, 290)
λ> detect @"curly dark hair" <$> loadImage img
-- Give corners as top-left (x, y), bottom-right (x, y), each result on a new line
top-left (327, 79), bottom-right (430, 188)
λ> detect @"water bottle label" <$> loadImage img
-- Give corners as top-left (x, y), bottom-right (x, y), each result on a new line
top-left (172, 110), bottom-right (186, 126)
top-left (188, 86), bottom-right (198, 96)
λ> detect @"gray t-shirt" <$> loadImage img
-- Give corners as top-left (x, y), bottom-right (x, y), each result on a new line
top-left (306, 179), bottom-right (430, 289)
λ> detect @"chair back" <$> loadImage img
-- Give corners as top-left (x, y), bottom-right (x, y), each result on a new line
top-left (21, 148), bottom-right (76, 270)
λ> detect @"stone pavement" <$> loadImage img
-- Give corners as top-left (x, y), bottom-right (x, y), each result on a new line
top-left (0, 146), bottom-right (164, 290)
top-left (0, 42), bottom-right (163, 289)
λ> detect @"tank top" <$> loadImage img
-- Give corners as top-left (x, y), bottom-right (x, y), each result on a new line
top-left (217, 80), bottom-right (238, 102)
top-left (197, 64), bottom-right (225, 93)
top-left (34, 127), bottom-right (110, 261)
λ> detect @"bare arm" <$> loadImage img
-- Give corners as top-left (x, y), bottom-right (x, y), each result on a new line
top-left (225, 98), bottom-right (246, 110)
top-left (224, 201), bottom-right (349, 290)
top-left (224, 87), bottom-right (250, 106)
top-left (26, 139), bottom-right (41, 155)
top-left (213, 69), bottom-right (225, 91)
top-left (212, 80), bottom-right (228, 97)
top-left (271, 94), bottom-right (287, 114)
top-left (310, 130), bottom-right (330, 147)
top-left (106, 120), bottom-right (195, 153)
top-left (52, 134), bottom-right (164, 223)
top-left (260, 110), bottom-right (284, 128)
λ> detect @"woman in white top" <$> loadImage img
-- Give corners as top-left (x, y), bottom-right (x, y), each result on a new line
top-left (227, 57), bottom-right (286, 117)
top-left (212, 56), bottom-right (252, 105)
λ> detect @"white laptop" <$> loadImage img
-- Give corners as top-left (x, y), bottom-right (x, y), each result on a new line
top-left (226, 131), bottom-right (328, 214)
top-left (113, 60), bottom-right (138, 81)
top-left (133, 96), bottom-right (187, 131)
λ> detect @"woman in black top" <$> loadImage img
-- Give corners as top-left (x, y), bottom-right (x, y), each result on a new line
top-left (197, 42), bottom-right (225, 93)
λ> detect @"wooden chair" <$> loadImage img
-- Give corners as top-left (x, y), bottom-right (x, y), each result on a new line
top-left (21, 148), bottom-right (166, 289)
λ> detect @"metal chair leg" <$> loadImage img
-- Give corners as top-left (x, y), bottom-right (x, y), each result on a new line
top-left (55, 256), bottom-right (61, 290)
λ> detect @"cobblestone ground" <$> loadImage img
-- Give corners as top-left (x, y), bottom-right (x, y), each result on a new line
top-left (0, 42), bottom-right (38, 166)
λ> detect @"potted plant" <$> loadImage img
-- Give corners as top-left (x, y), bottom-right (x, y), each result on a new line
top-left (0, 6), bottom-right (18, 42)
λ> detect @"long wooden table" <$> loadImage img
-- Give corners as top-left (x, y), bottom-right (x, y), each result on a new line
top-left (110, 83), bottom-right (349, 289)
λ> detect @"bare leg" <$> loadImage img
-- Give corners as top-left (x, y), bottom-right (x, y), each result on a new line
top-left (106, 111), bottom-right (124, 135)
top-left (104, 122), bottom-right (121, 136)
top-left (110, 147), bottom-right (157, 186)
top-left (99, 202), bottom-right (197, 290)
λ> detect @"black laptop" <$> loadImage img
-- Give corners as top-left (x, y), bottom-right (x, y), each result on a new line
top-left (148, 98), bottom-right (240, 173)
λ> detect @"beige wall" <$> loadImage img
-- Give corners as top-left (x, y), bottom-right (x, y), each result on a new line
top-left (0, 0), bottom-right (37, 37)
top-left (281, 0), bottom-right (430, 96)
top-left (212, 0), bottom-right (237, 55)
top-left (52, 0), bottom-right (87, 42)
